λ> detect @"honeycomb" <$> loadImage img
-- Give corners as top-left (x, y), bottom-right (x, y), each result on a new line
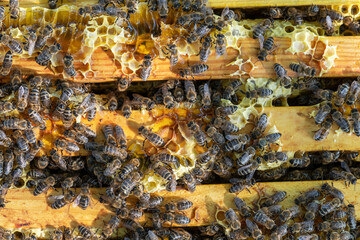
top-left (0, 4), bottom-right (342, 81)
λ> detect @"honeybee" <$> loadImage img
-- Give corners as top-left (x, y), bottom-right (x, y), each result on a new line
top-left (9, 0), bottom-right (20, 19)
top-left (35, 42), bottom-right (61, 66)
top-left (199, 35), bottom-right (212, 62)
top-left (73, 183), bottom-right (92, 210)
top-left (234, 197), bottom-right (252, 218)
top-left (319, 7), bottom-right (343, 21)
top-left (13, 131), bottom-right (29, 152)
top-left (73, 122), bottom-right (96, 138)
top-left (104, 159), bottom-right (122, 177)
top-left (101, 216), bottom-right (120, 238)
top-left (289, 220), bottom-right (314, 234)
top-left (197, 145), bottom-right (220, 165)
top-left (321, 151), bottom-right (340, 164)
top-left (50, 149), bottom-right (67, 171)
top-left (78, 4), bottom-right (105, 17)
top-left (262, 191), bottom-right (287, 207)
top-left (314, 103), bottom-right (331, 125)
top-left (63, 54), bottom-right (77, 78)
top-left (289, 154), bottom-right (311, 168)
top-left (269, 224), bottom-right (288, 240)
top-left (179, 63), bottom-right (209, 78)
top-left (216, 7), bottom-right (235, 31)
top-left (319, 198), bottom-right (342, 216)
top-left (117, 75), bottom-right (132, 92)
top-left (139, 126), bottom-right (165, 147)
top-left (162, 84), bottom-right (176, 109)
top-left (29, 87), bottom-right (41, 111)
top-left (0, 181), bottom-right (10, 208)
top-left (313, 117), bottom-right (333, 141)
top-left (2, 117), bottom-right (28, 130)
top-left (55, 138), bottom-right (80, 153)
top-left (294, 189), bottom-right (321, 206)
top-left (187, 121), bottom-right (207, 147)
top-left (346, 80), bottom-right (360, 105)
top-left (78, 225), bottom-right (97, 239)
top-left (1, 51), bottom-right (13, 76)
top-left (182, 172), bottom-right (196, 192)
top-left (120, 172), bottom-right (142, 197)
top-left (48, 0), bottom-right (58, 9)
top-left (212, 117), bottom-right (239, 134)
top-left (126, 0), bottom-right (138, 14)
top-left (139, 55), bottom-right (152, 81)
top-left (184, 80), bottom-right (197, 103)
top-left (102, 125), bottom-right (116, 146)
top-left (343, 16), bottom-right (360, 34)
top-left (121, 96), bottom-right (132, 119)
top-left (229, 178), bottom-right (255, 194)
top-left (256, 132), bottom-right (281, 150)
top-left (24, 29), bottom-right (37, 56)
top-left (347, 204), bottom-right (357, 230)
top-left (273, 63), bottom-right (292, 88)
top-left (225, 208), bottom-right (241, 230)
top-left (287, 7), bottom-right (304, 26)
top-left (253, 18), bottom-right (273, 40)
top-left (199, 82), bottom-right (211, 109)
top-left (165, 199), bottom-right (193, 212)
top-left (329, 167), bottom-right (357, 186)
top-left (245, 219), bottom-right (264, 240)
top-left (333, 82), bottom-right (350, 107)
top-left (306, 5), bottom-right (320, 17)
top-left (34, 156), bottom-right (49, 169)
top-left (0, 34), bottom-right (23, 55)
top-left (33, 176), bottom-right (56, 196)
top-left (269, 7), bottom-right (283, 18)
top-left (162, 44), bottom-right (179, 66)
top-left (0, 101), bottom-right (14, 114)
top-left (251, 113), bottom-right (268, 139)
top-left (162, 212), bottom-right (191, 225)
top-left (132, 93), bottom-right (155, 110)
top-left (0, 130), bottom-right (11, 147)
top-left (157, 0), bottom-right (168, 19)
top-left (289, 62), bottom-right (316, 77)
top-left (50, 190), bottom-right (76, 209)
top-left (10, 69), bottom-right (21, 91)
top-left (321, 183), bottom-right (344, 201)
top-left (332, 110), bottom-right (350, 133)
top-left (177, 12), bottom-right (204, 26)
top-left (35, 25), bottom-right (53, 50)
top-left (320, 15), bottom-right (335, 35)
top-left (279, 205), bottom-right (300, 222)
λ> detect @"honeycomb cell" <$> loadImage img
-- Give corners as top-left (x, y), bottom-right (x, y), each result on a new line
top-left (285, 26), bottom-right (295, 33)
top-left (351, 5), bottom-right (359, 15)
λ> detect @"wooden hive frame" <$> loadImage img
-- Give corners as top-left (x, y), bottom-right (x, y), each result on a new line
top-left (0, 0), bottom-right (360, 238)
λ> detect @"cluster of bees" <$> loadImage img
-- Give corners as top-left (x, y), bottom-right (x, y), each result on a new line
top-left (204, 183), bottom-right (358, 240)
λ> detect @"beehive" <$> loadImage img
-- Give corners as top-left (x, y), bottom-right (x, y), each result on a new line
top-left (0, 0), bottom-right (359, 239)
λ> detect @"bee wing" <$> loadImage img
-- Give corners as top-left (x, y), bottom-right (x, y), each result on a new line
top-left (72, 194), bottom-right (81, 207)
top-left (340, 161), bottom-right (352, 173)
top-left (221, 6), bottom-right (230, 18)
top-left (229, 178), bottom-right (242, 184)
top-left (225, 134), bottom-right (239, 141)
top-left (48, 194), bottom-right (65, 201)
top-left (258, 35), bottom-right (264, 50)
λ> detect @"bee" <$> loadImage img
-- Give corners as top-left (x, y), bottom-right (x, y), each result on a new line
top-left (182, 172), bottom-right (196, 192)
top-left (262, 151), bottom-right (288, 163)
top-left (245, 219), bottom-right (264, 240)
top-left (33, 176), bottom-right (56, 196)
top-left (29, 87), bottom-right (41, 111)
top-left (306, 5), bottom-right (319, 16)
top-left (78, 226), bottom-right (97, 239)
top-left (34, 156), bottom-right (49, 170)
top-left (214, 33), bottom-right (227, 58)
top-left (34, 25), bottom-right (53, 50)
top-left (215, 105), bottom-right (238, 116)
top-left (101, 215), bottom-right (121, 238)
top-left (269, 224), bottom-right (288, 240)
top-left (273, 63), bottom-right (292, 88)
top-left (139, 55), bottom-right (152, 81)
top-left (55, 138), bottom-right (80, 153)
top-left (223, 79), bottom-right (242, 101)
top-left (256, 132), bottom-right (281, 150)
top-left (73, 183), bottom-right (92, 210)
top-left (50, 190), bottom-right (76, 209)
top-left (258, 37), bottom-right (275, 62)
top-left (10, 69), bottom-right (21, 91)
top-left (225, 208), bottom-right (242, 230)
top-left (13, 131), bottom-right (30, 152)
top-left (73, 122), bottom-right (96, 138)
top-left (314, 117), bottom-right (333, 141)
top-left (187, 121), bottom-right (207, 147)
top-left (279, 205), bottom-right (300, 222)
top-left (199, 82), bottom-right (212, 109)
top-left (151, 153), bottom-right (179, 165)
top-left (289, 154), bottom-right (311, 168)
top-left (161, 44), bottom-right (179, 66)
top-left (332, 110), bottom-right (350, 133)
top-left (346, 80), bottom-right (360, 105)
top-left (165, 199), bottom-right (193, 212)
top-left (329, 168), bottom-right (357, 186)
top-left (2, 117), bottom-right (28, 130)
top-left (294, 189), bottom-right (321, 206)
top-left (121, 96), bottom-right (132, 119)
top-left (129, 208), bottom-right (144, 219)
top-left (177, 12), bottom-right (204, 26)
top-left (62, 106), bottom-right (74, 129)
top-left (1, 51), bottom-right (12, 76)
top-left (157, 0), bottom-right (168, 19)
top-left (212, 117), bottom-right (239, 134)
top-left (86, 94), bottom-right (97, 121)
top-left (16, 85), bottom-right (29, 112)
top-left (321, 183), bottom-right (344, 201)
top-left (139, 126), bottom-right (165, 147)
top-left (162, 85), bottom-right (176, 109)
top-left (48, 0), bottom-right (58, 9)
top-left (184, 80), bottom-right (197, 103)
top-left (35, 42), bottom-right (61, 66)
top-left (303, 201), bottom-right (320, 221)
top-left (269, 7), bottom-right (283, 18)
top-left (179, 63), bottom-right (209, 78)
top-left (117, 75), bottom-right (132, 92)
top-left (253, 18), bottom-right (273, 40)
top-left (126, 0), bottom-right (138, 14)
top-left (187, 23), bottom-right (211, 44)
top-left (216, 7), bottom-right (235, 31)
top-left (120, 172), bottom-right (142, 197)
top-left (198, 35), bottom-right (212, 63)
top-left (333, 83), bottom-right (350, 107)
top-left (251, 113), bottom-right (268, 139)
top-left (78, 4), bottom-right (105, 17)
top-left (102, 125), bottom-right (116, 146)
top-left (0, 101), bottom-right (14, 114)
top-left (229, 178), bottom-right (255, 194)
top-left (244, 85), bottom-right (274, 98)
top-left (289, 62), bottom-right (316, 77)
top-left (225, 134), bottom-right (250, 152)
top-left (24, 29), bottom-right (37, 56)
top-left (122, 218), bottom-right (144, 233)
top-left (102, 145), bottom-right (127, 159)
top-left (321, 151), bottom-right (340, 164)
top-left (0, 6), bottom-right (5, 28)
top-left (104, 159), bottom-right (122, 177)
top-left (289, 220), bottom-right (314, 234)
top-left (319, 198), bottom-right (342, 216)
top-left (114, 125), bottom-right (127, 149)
top-left (162, 212), bottom-right (191, 225)
top-left (234, 197), bottom-right (252, 218)
top-left (347, 204), bottom-right (357, 230)
top-left (61, 176), bottom-right (79, 192)
top-left (262, 191), bottom-right (287, 207)
top-left (330, 209), bottom-right (347, 220)
top-left (314, 103), bottom-right (332, 125)
top-left (319, 7), bottom-right (343, 21)
top-left (63, 54), bottom-right (77, 78)
top-left (343, 16), bottom-right (360, 34)
top-left (197, 145), bottom-right (220, 165)
top-left (132, 93), bottom-right (155, 110)
top-left (50, 149), bottom-right (67, 171)
top-left (287, 7), bottom-right (304, 26)
top-left (9, 0), bottom-right (20, 19)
